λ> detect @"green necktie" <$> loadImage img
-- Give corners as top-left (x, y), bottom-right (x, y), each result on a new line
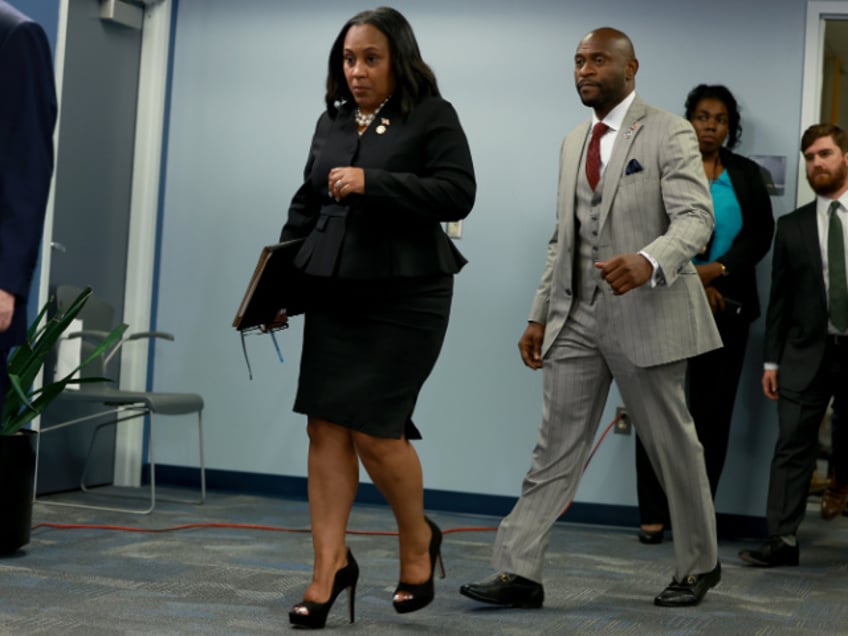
top-left (829, 200), bottom-right (848, 331)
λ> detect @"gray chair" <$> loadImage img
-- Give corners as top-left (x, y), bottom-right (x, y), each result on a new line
top-left (34, 285), bottom-right (205, 514)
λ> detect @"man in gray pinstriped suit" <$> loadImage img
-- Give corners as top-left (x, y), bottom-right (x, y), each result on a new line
top-left (460, 27), bottom-right (722, 608)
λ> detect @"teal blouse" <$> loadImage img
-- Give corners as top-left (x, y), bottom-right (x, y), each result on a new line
top-left (695, 170), bottom-right (743, 264)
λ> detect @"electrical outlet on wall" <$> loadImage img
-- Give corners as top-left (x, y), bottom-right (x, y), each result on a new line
top-left (614, 407), bottom-right (631, 435)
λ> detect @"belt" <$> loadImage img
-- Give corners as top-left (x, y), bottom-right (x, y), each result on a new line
top-left (827, 334), bottom-right (848, 346)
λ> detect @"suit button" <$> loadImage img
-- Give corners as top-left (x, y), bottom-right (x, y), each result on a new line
top-left (565, 289), bottom-right (572, 296)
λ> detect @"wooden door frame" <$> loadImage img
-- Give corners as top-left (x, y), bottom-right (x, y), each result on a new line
top-left (798, 1), bottom-right (848, 206)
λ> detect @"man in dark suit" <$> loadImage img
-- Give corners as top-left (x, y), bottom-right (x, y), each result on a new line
top-left (460, 27), bottom-right (721, 608)
top-left (0, 0), bottom-right (58, 409)
top-left (739, 123), bottom-right (848, 567)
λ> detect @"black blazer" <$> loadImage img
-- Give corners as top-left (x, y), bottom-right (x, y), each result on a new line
top-left (763, 202), bottom-right (829, 393)
top-left (280, 95), bottom-right (475, 278)
top-left (709, 147), bottom-right (774, 323)
top-left (0, 3), bottom-right (57, 350)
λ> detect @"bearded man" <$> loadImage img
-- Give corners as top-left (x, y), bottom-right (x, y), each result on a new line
top-left (739, 123), bottom-right (848, 567)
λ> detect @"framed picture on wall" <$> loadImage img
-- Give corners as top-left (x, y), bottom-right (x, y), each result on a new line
top-left (748, 154), bottom-right (786, 196)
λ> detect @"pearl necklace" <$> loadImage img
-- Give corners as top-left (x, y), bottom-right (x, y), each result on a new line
top-left (354, 96), bottom-right (391, 132)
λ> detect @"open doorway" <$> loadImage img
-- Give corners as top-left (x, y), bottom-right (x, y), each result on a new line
top-left (821, 19), bottom-right (848, 126)
top-left (798, 2), bottom-right (848, 205)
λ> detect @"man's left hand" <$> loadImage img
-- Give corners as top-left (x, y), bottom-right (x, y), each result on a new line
top-left (0, 290), bottom-right (15, 333)
top-left (595, 254), bottom-right (652, 295)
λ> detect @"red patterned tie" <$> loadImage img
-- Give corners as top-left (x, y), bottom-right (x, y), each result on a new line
top-left (586, 122), bottom-right (609, 191)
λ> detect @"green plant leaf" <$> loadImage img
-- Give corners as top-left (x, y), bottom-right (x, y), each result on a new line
top-left (6, 374), bottom-right (33, 410)
top-left (1, 286), bottom-right (129, 436)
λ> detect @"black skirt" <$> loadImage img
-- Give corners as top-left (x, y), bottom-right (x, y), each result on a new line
top-left (293, 273), bottom-right (453, 439)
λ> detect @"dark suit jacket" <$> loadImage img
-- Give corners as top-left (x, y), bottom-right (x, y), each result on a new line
top-left (763, 202), bottom-right (829, 393)
top-left (709, 147), bottom-right (774, 323)
top-left (280, 95), bottom-right (475, 278)
top-left (0, 2), bottom-right (57, 350)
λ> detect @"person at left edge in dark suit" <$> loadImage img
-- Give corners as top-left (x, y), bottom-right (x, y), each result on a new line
top-left (635, 85), bottom-right (774, 544)
top-left (0, 1), bottom-right (58, 410)
top-left (276, 7), bottom-right (475, 629)
top-left (739, 123), bottom-right (848, 567)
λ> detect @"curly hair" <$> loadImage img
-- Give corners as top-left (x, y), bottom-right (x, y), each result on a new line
top-left (684, 84), bottom-right (742, 149)
top-left (325, 7), bottom-right (439, 117)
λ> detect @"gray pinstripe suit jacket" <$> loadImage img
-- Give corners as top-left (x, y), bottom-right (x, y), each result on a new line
top-left (529, 95), bottom-right (721, 367)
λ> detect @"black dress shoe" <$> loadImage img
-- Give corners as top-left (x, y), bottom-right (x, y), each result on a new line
top-left (653, 561), bottom-right (720, 607)
top-left (459, 572), bottom-right (544, 608)
top-left (738, 536), bottom-right (799, 567)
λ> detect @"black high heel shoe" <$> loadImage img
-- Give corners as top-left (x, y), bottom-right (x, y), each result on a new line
top-left (289, 548), bottom-right (358, 629)
top-left (393, 517), bottom-right (445, 614)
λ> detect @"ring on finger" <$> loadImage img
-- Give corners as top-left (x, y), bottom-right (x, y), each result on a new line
top-left (336, 179), bottom-right (344, 189)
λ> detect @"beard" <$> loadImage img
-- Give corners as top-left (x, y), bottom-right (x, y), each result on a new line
top-left (808, 160), bottom-right (848, 196)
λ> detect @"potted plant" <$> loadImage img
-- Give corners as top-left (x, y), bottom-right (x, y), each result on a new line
top-left (0, 286), bottom-right (127, 555)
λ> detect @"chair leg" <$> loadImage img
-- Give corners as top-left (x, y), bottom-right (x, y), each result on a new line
top-left (157, 410), bottom-right (205, 506)
top-left (80, 421), bottom-right (118, 493)
top-left (37, 410), bottom-right (155, 515)
top-left (197, 410), bottom-right (206, 504)
top-left (148, 414), bottom-right (156, 513)
top-left (35, 409), bottom-right (205, 513)
top-left (32, 427), bottom-right (42, 504)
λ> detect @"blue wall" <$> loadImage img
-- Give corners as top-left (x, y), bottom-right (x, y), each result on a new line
top-left (152, 0), bottom-right (808, 522)
top-left (8, 0), bottom-right (58, 50)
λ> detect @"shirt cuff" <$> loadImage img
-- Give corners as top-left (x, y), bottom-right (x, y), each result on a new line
top-left (638, 250), bottom-right (664, 288)
top-left (764, 362), bottom-right (778, 371)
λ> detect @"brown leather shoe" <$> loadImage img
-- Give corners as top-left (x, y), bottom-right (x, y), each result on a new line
top-left (821, 480), bottom-right (848, 520)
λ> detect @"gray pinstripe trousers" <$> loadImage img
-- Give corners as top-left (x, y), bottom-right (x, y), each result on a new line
top-left (492, 294), bottom-right (718, 583)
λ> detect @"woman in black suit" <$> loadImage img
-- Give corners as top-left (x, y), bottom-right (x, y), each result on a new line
top-left (280, 7), bottom-right (475, 628)
top-left (635, 85), bottom-right (774, 543)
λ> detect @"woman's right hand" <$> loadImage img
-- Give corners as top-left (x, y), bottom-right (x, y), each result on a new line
top-left (328, 167), bottom-right (365, 201)
top-left (695, 262), bottom-right (722, 287)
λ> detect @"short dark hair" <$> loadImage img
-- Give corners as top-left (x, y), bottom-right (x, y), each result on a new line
top-left (801, 123), bottom-right (848, 154)
top-left (684, 84), bottom-right (742, 149)
top-left (325, 7), bottom-right (439, 117)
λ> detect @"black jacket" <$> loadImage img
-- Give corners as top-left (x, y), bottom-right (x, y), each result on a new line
top-left (709, 147), bottom-right (774, 323)
top-left (281, 95), bottom-right (475, 279)
top-left (0, 3), bottom-right (57, 349)
top-left (764, 202), bottom-right (832, 393)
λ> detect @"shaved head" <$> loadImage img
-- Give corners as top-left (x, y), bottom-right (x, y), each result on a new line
top-left (580, 27), bottom-right (636, 62)
top-left (574, 27), bottom-right (638, 119)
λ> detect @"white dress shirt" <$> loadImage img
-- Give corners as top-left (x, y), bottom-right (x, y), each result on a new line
top-left (591, 91), bottom-right (663, 285)
top-left (816, 194), bottom-right (848, 335)
top-left (764, 193), bottom-right (848, 370)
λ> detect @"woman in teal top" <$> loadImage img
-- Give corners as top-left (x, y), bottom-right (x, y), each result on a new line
top-left (635, 85), bottom-right (775, 543)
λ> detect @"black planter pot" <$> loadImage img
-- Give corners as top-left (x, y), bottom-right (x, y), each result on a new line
top-left (0, 429), bottom-right (36, 555)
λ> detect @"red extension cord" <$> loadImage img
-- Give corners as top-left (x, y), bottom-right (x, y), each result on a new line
top-left (32, 414), bottom-right (622, 536)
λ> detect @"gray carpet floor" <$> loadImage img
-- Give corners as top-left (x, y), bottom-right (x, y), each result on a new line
top-left (2, 487), bottom-right (848, 634)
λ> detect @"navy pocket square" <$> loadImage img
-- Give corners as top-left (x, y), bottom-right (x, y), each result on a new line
top-left (625, 159), bottom-right (643, 175)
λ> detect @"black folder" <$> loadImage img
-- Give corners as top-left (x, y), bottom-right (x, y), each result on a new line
top-left (233, 238), bottom-right (306, 331)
